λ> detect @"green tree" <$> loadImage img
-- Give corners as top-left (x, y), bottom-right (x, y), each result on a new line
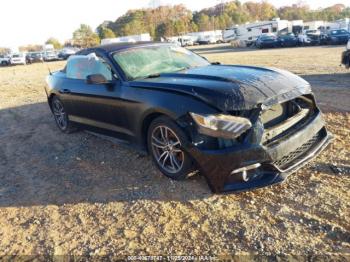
top-left (244, 1), bottom-right (277, 21)
top-left (45, 38), bottom-right (62, 49)
top-left (101, 4), bottom-right (194, 40)
top-left (97, 26), bottom-right (116, 39)
top-left (73, 24), bottom-right (100, 48)
top-left (195, 13), bottom-right (211, 31)
top-left (19, 45), bottom-right (43, 52)
top-left (95, 1), bottom-right (350, 40)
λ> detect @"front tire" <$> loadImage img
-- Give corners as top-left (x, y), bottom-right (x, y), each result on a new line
top-left (147, 116), bottom-right (195, 180)
top-left (51, 97), bottom-right (77, 133)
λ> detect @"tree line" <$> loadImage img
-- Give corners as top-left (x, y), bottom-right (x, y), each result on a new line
top-left (5, 1), bottom-right (350, 52)
top-left (81, 2), bottom-right (350, 48)
top-left (98, 1), bottom-right (350, 40)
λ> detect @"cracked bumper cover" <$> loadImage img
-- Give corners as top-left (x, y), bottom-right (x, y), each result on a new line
top-left (186, 111), bottom-right (332, 193)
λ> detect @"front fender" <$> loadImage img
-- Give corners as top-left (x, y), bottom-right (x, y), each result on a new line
top-left (124, 86), bottom-right (219, 148)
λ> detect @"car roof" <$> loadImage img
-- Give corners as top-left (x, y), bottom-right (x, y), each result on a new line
top-left (259, 34), bottom-right (276, 38)
top-left (76, 41), bottom-right (167, 55)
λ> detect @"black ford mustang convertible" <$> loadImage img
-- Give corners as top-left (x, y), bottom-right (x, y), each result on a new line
top-left (45, 42), bottom-right (331, 193)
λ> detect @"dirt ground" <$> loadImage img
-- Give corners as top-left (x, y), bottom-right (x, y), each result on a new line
top-left (0, 45), bottom-right (349, 260)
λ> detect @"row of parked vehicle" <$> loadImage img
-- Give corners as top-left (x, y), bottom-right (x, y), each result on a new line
top-left (255, 29), bottom-right (350, 49)
top-left (0, 48), bottom-right (78, 66)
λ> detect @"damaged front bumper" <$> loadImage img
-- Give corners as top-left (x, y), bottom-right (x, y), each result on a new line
top-left (186, 111), bottom-right (332, 193)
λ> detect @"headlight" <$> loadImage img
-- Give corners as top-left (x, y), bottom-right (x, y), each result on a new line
top-left (190, 112), bottom-right (252, 139)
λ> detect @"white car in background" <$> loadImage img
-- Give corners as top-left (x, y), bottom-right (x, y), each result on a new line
top-left (43, 50), bottom-right (58, 61)
top-left (58, 48), bottom-right (77, 60)
top-left (10, 53), bottom-right (27, 65)
top-left (198, 35), bottom-right (217, 45)
top-left (178, 36), bottom-right (195, 47)
top-left (0, 54), bottom-right (10, 65)
top-left (298, 30), bottom-right (321, 45)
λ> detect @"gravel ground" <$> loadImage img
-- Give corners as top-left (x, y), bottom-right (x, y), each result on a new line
top-left (0, 45), bottom-right (349, 260)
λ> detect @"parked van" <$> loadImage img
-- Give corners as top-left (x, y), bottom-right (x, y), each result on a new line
top-left (10, 53), bottom-right (27, 65)
top-left (187, 31), bottom-right (223, 45)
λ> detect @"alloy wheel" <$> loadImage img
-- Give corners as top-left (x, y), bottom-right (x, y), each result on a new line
top-left (151, 125), bottom-right (184, 174)
top-left (52, 99), bottom-right (67, 130)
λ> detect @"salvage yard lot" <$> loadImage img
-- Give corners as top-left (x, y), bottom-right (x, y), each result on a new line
top-left (0, 45), bottom-right (349, 258)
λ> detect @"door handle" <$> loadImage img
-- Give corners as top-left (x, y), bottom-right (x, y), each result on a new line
top-left (59, 89), bottom-right (71, 94)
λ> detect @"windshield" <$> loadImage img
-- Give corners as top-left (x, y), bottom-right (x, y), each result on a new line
top-left (280, 33), bottom-right (295, 38)
top-left (260, 35), bottom-right (276, 40)
top-left (331, 30), bottom-right (348, 35)
top-left (112, 45), bottom-right (210, 80)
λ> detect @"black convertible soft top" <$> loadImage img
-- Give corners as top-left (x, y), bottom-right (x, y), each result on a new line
top-left (76, 41), bottom-right (165, 55)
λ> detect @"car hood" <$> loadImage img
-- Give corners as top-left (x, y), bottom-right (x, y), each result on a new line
top-left (330, 34), bottom-right (349, 38)
top-left (130, 65), bottom-right (312, 111)
top-left (261, 39), bottom-right (278, 42)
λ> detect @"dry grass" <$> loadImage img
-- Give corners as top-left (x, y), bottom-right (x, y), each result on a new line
top-left (0, 45), bottom-right (349, 259)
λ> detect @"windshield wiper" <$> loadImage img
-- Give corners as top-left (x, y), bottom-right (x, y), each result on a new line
top-left (175, 66), bottom-right (192, 72)
top-left (145, 73), bottom-right (161, 79)
top-left (143, 66), bottom-right (194, 79)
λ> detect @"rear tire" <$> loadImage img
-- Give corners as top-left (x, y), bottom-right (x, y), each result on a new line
top-left (147, 116), bottom-right (195, 180)
top-left (51, 96), bottom-right (77, 133)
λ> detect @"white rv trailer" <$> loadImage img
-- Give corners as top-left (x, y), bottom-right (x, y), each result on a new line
top-left (335, 18), bottom-right (350, 31)
top-left (303, 21), bottom-right (339, 32)
top-left (223, 19), bottom-right (290, 44)
top-left (164, 36), bottom-right (182, 46)
top-left (165, 35), bottom-right (197, 46)
top-left (43, 44), bottom-right (54, 51)
top-left (187, 30), bottom-right (223, 44)
top-left (290, 20), bottom-right (304, 35)
top-left (177, 35), bottom-right (196, 46)
top-left (101, 33), bottom-right (152, 45)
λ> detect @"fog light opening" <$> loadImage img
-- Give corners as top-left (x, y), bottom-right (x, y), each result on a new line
top-left (242, 170), bottom-right (249, 182)
top-left (231, 163), bottom-right (261, 182)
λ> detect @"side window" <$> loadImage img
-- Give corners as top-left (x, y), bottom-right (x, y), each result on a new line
top-left (66, 53), bottom-right (112, 81)
top-left (94, 56), bottom-right (113, 81)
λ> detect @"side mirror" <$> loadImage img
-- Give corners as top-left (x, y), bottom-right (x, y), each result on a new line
top-left (86, 74), bottom-right (109, 85)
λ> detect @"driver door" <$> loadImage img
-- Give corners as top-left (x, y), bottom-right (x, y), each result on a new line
top-left (61, 53), bottom-right (128, 138)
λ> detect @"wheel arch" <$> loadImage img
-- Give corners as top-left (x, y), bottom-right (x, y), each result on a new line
top-left (47, 93), bottom-right (57, 112)
top-left (141, 112), bottom-right (170, 152)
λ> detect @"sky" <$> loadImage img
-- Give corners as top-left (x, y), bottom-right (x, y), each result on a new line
top-left (0, 0), bottom-right (349, 49)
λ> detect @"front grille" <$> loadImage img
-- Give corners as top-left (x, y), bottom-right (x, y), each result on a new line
top-left (273, 132), bottom-right (322, 169)
top-left (261, 103), bottom-right (287, 128)
top-left (261, 96), bottom-right (315, 145)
